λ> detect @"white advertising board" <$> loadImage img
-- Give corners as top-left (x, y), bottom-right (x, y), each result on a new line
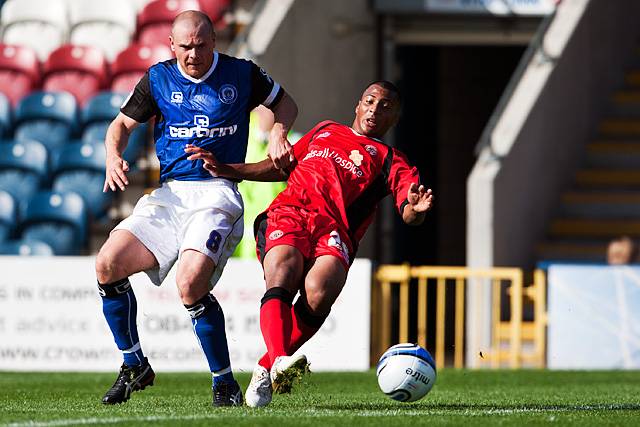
top-left (547, 264), bottom-right (640, 369)
top-left (426, 0), bottom-right (555, 15)
top-left (0, 257), bottom-right (371, 372)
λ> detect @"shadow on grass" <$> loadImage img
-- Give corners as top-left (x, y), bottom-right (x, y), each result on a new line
top-left (312, 402), bottom-right (640, 412)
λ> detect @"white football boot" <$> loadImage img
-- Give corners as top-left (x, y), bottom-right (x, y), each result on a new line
top-left (270, 354), bottom-right (309, 394)
top-left (245, 364), bottom-right (272, 408)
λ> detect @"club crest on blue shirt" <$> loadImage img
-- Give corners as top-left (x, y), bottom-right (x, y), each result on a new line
top-left (219, 84), bottom-right (238, 104)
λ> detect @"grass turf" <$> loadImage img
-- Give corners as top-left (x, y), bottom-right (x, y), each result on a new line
top-left (1, 370), bottom-right (640, 426)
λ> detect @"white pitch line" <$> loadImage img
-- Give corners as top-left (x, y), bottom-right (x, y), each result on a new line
top-left (3, 405), bottom-right (634, 427)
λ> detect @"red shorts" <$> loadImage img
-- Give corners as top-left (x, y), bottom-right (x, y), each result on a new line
top-left (254, 205), bottom-right (354, 270)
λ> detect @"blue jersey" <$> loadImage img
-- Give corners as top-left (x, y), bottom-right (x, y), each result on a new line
top-left (121, 52), bottom-right (283, 182)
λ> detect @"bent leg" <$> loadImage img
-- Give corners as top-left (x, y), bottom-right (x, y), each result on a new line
top-left (178, 249), bottom-right (236, 388)
top-left (95, 230), bottom-right (159, 367)
top-left (289, 255), bottom-right (347, 354)
top-left (258, 245), bottom-right (305, 369)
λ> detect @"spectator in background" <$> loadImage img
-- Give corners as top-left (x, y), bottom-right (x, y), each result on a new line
top-left (233, 105), bottom-right (301, 258)
top-left (607, 235), bottom-right (638, 265)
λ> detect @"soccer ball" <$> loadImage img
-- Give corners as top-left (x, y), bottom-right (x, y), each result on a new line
top-left (376, 343), bottom-right (437, 402)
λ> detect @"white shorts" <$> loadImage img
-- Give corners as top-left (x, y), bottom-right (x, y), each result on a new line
top-left (114, 178), bottom-right (244, 288)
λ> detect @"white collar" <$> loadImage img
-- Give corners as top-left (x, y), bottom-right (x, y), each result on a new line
top-left (176, 51), bottom-right (218, 83)
top-left (350, 126), bottom-right (382, 143)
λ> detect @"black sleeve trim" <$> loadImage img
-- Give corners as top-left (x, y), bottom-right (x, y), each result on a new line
top-left (120, 72), bottom-right (160, 123)
top-left (266, 88), bottom-right (285, 111)
top-left (399, 199), bottom-right (410, 215)
top-left (247, 61), bottom-right (282, 111)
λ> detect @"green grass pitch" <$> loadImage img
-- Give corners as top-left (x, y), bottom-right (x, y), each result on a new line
top-left (2, 370), bottom-right (640, 426)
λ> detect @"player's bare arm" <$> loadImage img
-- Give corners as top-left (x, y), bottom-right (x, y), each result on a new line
top-left (268, 91), bottom-right (298, 170)
top-left (402, 183), bottom-right (433, 225)
top-left (103, 112), bottom-right (140, 192)
top-left (185, 145), bottom-right (289, 182)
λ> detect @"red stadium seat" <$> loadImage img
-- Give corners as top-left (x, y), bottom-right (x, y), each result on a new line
top-left (136, 0), bottom-right (202, 46)
top-left (43, 45), bottom-right (108, 106)
top-left (199, 0), bottom-right (231, 24)
top-left (0, 44), bottom-right (40, 106)
top-left (110, 43), bottom-right (173, 92)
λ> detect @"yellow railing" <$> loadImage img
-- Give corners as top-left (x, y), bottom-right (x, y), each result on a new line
top-left (372, 265), bottom-right (547, 369)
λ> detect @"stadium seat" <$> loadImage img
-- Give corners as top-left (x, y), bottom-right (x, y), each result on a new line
top-left (199, 0), bottom-right (231, 25)
top-left (51, 141), bottom-right (113, 219)
top-left (0, 44), bottom-right (40, 106)
top-left (0, 238), bottom-right (54, 255)
top-left (129, 0), bottom-right (154, 12)
top-left (68, 0), bottom-right (136, 61)
top-left (136, 0), bottom-right (202, 46)
top-left (82, 92), bottom-right (149, 163)
top-left (0, 93), bottom-right (11, 137)
top-left (19, 190), bottom-right (88, 255)
top-left (43, 45), bottom-right (108, 106)
top-left (0, 189), bottom-right (17, 241)
top-left (0, 139), bottom-right (48, 201)
top-left (110, 43), bottom-right (173, 92)
top-left (0, 0), bottom-right (68, 61)
top-left (14, 91), bottom-right (78, 152)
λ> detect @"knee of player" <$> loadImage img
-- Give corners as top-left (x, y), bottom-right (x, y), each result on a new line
top-left (95, 251), bottom-right (122, 284)
top-left (176, 276), bottom-right (210, 305)
top-left (303, 279), bottom-right (333, 313)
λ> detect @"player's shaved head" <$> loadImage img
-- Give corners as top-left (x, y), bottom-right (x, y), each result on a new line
top-left (170, 10), bottom-right (216, 79)
top-left (172, 10), bottom-right (215, 40)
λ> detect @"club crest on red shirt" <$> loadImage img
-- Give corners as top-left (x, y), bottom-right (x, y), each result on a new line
top-left (365, 145), bottom-right (378, 156)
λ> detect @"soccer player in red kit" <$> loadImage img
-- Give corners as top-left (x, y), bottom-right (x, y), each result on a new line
top-left (185, 81), bottom-right (433, 407)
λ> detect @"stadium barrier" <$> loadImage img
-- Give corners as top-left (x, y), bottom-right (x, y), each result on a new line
top-left (372, 265), bottom-right (547, 369)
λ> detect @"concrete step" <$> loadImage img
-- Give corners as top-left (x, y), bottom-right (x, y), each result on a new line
top-left (586, 141), bottom-right (640, 168)
top-left (599, 118), bottom-right (640, 136)
top-left (549, 218), bottom-right (640, 238)
top-left (536, 240), bottom-right (608, 262)
top-left (610, 91), bottom-right (640, 116)
top-left (575, 169), bottom-right (640, 188)
top-left (561, 191), bottom-right (640, 218)
top-left (625, 71), bottom-right (640, 87)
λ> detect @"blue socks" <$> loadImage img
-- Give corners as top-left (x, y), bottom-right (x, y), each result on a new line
top-left (98, 279), bottom-right (146, 367)
top-left (185, 294), bottom-right (235, 386)
top-left (99, 280), bottom-right (234, 386)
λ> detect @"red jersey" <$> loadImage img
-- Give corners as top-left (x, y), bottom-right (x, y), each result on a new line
top-left (268, 121), bottom-right (420, 250)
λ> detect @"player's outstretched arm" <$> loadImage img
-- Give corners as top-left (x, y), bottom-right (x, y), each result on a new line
top-left (268, 92), bottom-right (298, 170)
top-left (402, 184), bottom-right (434, 226)
top-left (185, 145), bottom-right (289, 182)
top-left (103, 112), bottom-right (140, 192)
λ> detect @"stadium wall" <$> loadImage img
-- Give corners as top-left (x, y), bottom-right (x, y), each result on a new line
top-left (245, 0), bottom-right (376, 133)
top-left (467, 0), bottom-right (640, 367)
top-left (468, 0), bottom-right (640, 270)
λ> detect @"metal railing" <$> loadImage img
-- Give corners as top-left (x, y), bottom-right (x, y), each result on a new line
top-left (372, 265), bottom-right (547, 369)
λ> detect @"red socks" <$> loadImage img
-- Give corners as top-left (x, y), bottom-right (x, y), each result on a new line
top-left (259, 288), bottom-right (294, 368)
top-left (258, 297), bottom-right (328, 370)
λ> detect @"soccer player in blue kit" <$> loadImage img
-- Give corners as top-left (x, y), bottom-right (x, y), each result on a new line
top-left (95, 11), bottom-right (298, 406)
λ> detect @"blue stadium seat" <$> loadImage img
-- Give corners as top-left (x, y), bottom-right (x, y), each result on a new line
top-left (0, 139), bottom-right (48, 200)
top-left (0, 189), bottom-right (17, 241)
top-left (14, 91), bottom-right (78, 152)
top-left (0, 93), bottom-right (12, 137)
top-left (52, 141), bottom-right (112, 219)
top-left (0, 238), bottom-right (54, 255)
top-left (19, 190), bottom-right (88, 255)
top-left (81, 93), bottom-right (148, 164)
